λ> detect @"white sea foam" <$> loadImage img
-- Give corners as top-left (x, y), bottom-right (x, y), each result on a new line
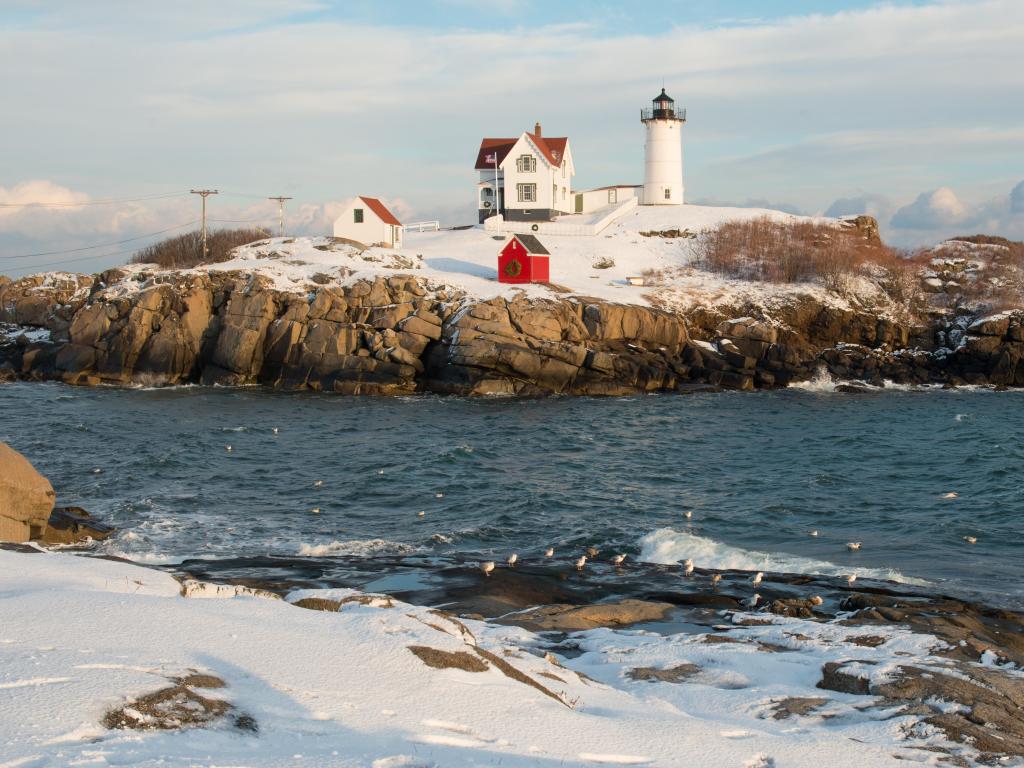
top-left (637, 528), bottom-right (929, 585)
top-left (296, 539), bottom-right (419, 557)
top-left (787, 367), bottom-right (838, 392)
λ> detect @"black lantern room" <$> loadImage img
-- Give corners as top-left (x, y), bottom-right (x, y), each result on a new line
top-left (652, 88), bottom-right (676, 119)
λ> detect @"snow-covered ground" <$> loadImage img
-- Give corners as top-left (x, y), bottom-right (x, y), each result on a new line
top-left (109, 204), bottom-right (866, 315)
top-left (0, 548), bottom-right (979, 767)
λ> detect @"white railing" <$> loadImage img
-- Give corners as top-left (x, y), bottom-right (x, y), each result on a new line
top-left (483, 197), bottom-right (638, 237)
top-left (403, 220), bottom-right (440, 232)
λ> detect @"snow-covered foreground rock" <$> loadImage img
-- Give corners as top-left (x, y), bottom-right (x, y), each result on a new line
top-left (1, 548), bottom-right (1011, 767)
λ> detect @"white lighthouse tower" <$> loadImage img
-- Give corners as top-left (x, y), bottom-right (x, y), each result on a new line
top-left (641, 88), bottom-right (686, 205)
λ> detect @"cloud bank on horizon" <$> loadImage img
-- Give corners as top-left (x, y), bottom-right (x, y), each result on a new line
top-left (1, 0), bottom-right (1023, 277)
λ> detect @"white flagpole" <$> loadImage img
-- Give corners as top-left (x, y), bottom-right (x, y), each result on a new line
top-left (494, 151), bottom-right (501, 235)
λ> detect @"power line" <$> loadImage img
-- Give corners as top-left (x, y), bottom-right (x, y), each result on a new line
top-left (208, 217), bottom-right (271, 224)
top-left (0, 191), bottom-right (190, 208)
top-left (11, 248), bottom-right (140, 272)
top-left (218, 190), bottom-right (276, 200)
top-left (0, 220), bottom-right (199, 260)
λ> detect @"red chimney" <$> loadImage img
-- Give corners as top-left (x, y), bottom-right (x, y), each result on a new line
top-left (534, 121), bottom-right (542, 137)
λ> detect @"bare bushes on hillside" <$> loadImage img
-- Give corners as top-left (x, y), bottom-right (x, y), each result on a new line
top-left (694, 217), bottom-right (923, 298)
top-left (938, 236), bottom-right (1024, 311)
top-left (131, 228), bottom-right (268, 269)
top-left (950, 234), bottom-right (1024, 264)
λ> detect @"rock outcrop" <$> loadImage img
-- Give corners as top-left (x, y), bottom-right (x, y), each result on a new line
top-left (0, 443), bottom-right (55, 542)
top-left (2, 267), bottom-right (1024, 394)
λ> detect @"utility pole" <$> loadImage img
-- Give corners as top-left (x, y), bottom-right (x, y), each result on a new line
top-left (267, 196), bottom-right (292, 237)
top-left (190, 189), bottom-right (218, 259)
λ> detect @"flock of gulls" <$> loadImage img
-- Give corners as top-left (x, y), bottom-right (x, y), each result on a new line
top-left (475, 546), bottom-right (834, 611)
top-left (474, 499), bottom-right (980, 607)
top-left (213, 440), bottom-right (982, 597)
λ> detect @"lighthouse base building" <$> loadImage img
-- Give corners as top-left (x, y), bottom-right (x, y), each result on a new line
top-left (472, 87), bottom-right (687, 234)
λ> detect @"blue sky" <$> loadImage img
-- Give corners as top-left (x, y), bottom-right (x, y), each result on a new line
top-left (1, 0), bottom-right (1023, 276)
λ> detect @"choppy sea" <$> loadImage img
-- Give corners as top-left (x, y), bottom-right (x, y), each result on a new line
top-left (1, 381), bottom-right (1021, 608)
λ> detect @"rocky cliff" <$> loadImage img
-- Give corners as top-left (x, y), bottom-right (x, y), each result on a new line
top-left (2, 262), bottom-right (1023, 394)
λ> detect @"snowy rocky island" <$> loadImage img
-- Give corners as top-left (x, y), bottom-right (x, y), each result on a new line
top-left (2, 204), bottom-right (1024, 394)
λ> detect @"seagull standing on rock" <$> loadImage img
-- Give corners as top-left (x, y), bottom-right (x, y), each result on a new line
top-left (684, 511), bottom-right (693, 520)
top-left (743, 594), bottom-right (761, 609)
top-left (710, 574), bottom-right (722, 588)
top-left (481, 561), bottom-right (495, 577)
top-left (575, 555), bottom-right (587, 571)
top-left (751, 571), bottom-right (763, 586)
top-left (611, 554), bottom-right (626, 566)
top-left (507, 553), bottom-right (518, 567)
top-left (682, 559), bottom-right (694, 576)
top-left (544, 547), bottom-right (555, 558)
top-left (846, 574), bottom-right (858, 586)
top-left (810, 595), bottom-right (824, 606)
top-left (586, 547), bottom-right (600, 559)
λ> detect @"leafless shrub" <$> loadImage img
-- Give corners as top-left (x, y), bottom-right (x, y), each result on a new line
top-left (131, 228), bottom-right (268, 269)
top-left (694, 217), bottom-right (926, 302)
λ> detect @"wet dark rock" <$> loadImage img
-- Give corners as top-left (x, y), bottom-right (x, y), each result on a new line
top-left (39, 506), bottom-right (115, 545)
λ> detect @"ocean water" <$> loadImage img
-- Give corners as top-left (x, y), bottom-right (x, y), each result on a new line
top-left (1, 381), bottom-right (1021, 608)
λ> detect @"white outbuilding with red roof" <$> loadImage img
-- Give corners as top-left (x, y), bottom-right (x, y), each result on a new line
top-left (332, 196), bottom-right (404, 248)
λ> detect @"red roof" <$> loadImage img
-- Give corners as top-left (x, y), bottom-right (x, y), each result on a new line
top-left (474, 133), bottom-right (569, 170)
top-left (358, 196), bottom-right (401, 226)
top-left (528, 133), bottom-right (567, 166)
top-left (475, 138), bottom-right (517, 170)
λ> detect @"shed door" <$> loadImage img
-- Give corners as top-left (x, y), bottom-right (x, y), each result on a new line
top-left (575, 194), bottom-right (583, 213)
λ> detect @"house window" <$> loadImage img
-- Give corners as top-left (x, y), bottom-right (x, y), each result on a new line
top-left (354, 208), bottom-right (364, 223)
top-left (562, 187), bottom-right (566, 201)
top-left (664, 188), bottom-right (671, 200)
top-left (517, 183), bottom-right (536, 202)
top-left (516, 155), bottom-right (536, 173)
top-left (561, 162), bottom-right (566, 178)
top-left (608, 189), bottom-right (617, 204)
top-left (553, 184), bottom-right (557, 202)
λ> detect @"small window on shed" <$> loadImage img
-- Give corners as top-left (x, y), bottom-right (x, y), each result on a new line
top-left (354, 208), bottom-right (364, 223)
top-left (664, 188), bottom-right (671, 200)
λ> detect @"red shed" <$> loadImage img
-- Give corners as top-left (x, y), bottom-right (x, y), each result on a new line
top-left (498, 234), bottom-right (550, 284)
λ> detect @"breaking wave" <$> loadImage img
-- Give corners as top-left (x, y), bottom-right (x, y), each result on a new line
top-left (296, 539), bottom-right (420, 558)
top-left (637, 528), bottom-right (929, 585)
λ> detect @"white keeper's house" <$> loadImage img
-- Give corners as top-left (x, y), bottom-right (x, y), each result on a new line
top-left (475, 88), bottom-right (687, 227)
top-left (332, 196), bottom-right (403, 248)
top-left (475, 123), bottom-right (575, 224)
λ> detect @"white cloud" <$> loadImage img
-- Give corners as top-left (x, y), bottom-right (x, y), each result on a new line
top-left (824, 194), bottom-right (895, 222)
top-left (1011, 181), bottom-right (1024, 215)
top-left (890, 188), bottom-right (968, 230)
top-left (2, 1), bottom-right (1023, 264)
